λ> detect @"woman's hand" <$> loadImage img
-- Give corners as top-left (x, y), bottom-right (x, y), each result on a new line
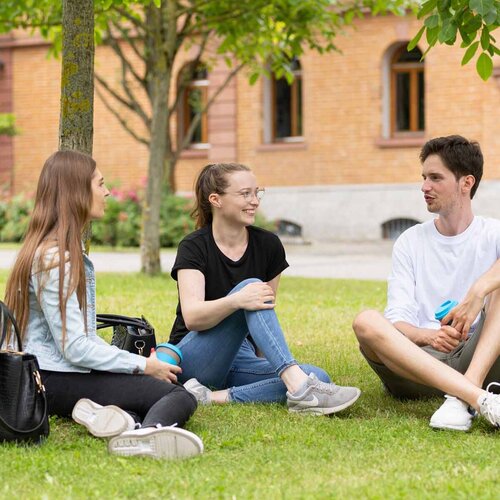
top-left (235, 282), bottom-right (276, 311)
top-left (442, 292), bottom-right (484, 339)
top-left (144, 351), bottom-right (182, 383)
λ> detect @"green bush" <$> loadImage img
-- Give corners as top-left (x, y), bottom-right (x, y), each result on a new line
top-left (0, 185), bottom-right (276, 247)
top-left (0, 194), bottom-right (34, 242)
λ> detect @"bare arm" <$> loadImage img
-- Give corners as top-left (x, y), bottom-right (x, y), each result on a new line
top-left (443, 258), bottom-right (500, 337)
top-left (394, 321), bottom-right (461, 352)
top-left (178, 269), bottom-right (276, 332)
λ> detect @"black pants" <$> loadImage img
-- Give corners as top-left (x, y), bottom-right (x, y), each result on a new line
top-left (41, 370), bottom-right (197, 428)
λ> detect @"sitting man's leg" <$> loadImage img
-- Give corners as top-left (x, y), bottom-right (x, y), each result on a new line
top-left (352, 310), bottom-right (500, 428)
top-left (430, 289), bottom-right (500, 430)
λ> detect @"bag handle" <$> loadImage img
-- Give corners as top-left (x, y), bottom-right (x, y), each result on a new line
top-left (0, 300), bottom-right (23, 351)
top-left (96, 314), bottom-right (152, 331)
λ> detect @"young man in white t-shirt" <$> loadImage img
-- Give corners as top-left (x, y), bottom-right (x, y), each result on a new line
top-left (353, 135), bottom-right (500, 431)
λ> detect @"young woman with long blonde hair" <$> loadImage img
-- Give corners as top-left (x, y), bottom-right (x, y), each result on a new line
top-left (4, 150), bottom-right (202, 459)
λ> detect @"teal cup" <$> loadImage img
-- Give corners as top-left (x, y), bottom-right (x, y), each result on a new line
top-left (155, 342), bottom-right (183, 366)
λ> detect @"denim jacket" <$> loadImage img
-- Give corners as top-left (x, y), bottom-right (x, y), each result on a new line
top-left (24, 248), bottom-right (146, 374)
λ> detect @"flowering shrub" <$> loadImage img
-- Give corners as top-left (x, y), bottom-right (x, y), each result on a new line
top-left (0, 184), bottom-right (275, 247)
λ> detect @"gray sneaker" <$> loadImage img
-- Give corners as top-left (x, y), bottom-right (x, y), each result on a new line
top-left (72, 398), bottom-right (135, 438)
top-left (287, 373), bottom-right (361, 415)
top-left (184, 378), bottom-right (212, 405)
top-left (108, 425), bottom-right (204, 459)
top-left (478, 382), bottom-right (500, 427)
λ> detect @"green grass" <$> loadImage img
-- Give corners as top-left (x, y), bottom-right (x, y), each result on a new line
top-left (1, 271), bottom-right (499, 499)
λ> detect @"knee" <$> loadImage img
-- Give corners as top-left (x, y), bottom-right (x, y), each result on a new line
top-left (239, 278), bottom-right (262, 287)
top-left (171, 384), bottom-right (198, 414)
top-left (352, 309), bottom-right (383, 344)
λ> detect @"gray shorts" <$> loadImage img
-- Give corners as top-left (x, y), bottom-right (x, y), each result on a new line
top-left (362, 313), bottom-right (500, 399)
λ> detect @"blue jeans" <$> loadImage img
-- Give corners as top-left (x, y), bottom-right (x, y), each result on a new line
top-left (177, 278), bottom-right (330, 403)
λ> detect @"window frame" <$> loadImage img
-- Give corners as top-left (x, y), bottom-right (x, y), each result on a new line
top-left (390, 46), bottom-right (424, 137)
top-left (271, 61), bottom-right (303, 142)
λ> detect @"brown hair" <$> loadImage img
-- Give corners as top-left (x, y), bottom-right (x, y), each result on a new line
top-left (420, 135), bottom-right (483, 199)
top-left (191, 163), bottom-right (251, 228)
top-left (4, 150), bottom-right (96, 345)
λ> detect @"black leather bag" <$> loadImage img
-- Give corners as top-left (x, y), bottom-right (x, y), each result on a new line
top-left (96, 314), bottom-right (156, 357)
top-left (0, 301), bottom-right (49, 444)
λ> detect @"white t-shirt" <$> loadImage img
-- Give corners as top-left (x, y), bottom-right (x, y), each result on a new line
top-left (384, 216), bottom-right (500, 330)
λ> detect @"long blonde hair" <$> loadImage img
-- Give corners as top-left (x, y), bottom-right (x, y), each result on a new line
top-left (4, 150), bottom-right (96, 345)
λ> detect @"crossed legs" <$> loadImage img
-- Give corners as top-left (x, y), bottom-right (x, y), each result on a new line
top-left (352, 310), bottom-right (493, 411)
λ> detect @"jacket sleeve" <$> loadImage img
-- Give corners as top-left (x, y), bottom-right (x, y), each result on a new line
top-left (34, 261), bottom-right (147, 374)
top-left (384, 233), bottom-right (419, 326)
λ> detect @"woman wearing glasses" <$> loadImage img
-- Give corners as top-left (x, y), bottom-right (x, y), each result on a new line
top-left (168, 163), bottom-right (361, 413)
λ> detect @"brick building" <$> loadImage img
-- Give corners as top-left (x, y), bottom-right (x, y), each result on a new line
top-left (1, 14), bottom-right (499, 240)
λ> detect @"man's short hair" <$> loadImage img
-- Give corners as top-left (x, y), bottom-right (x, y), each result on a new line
top-left (420, 135), bottom-right (483, 199)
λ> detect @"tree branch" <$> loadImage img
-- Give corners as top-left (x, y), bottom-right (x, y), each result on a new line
top-left (173, 62), bottom-right (245, 162)
top-left (95, 84), bottom-right (150, 146)
top-left (105, 21), bottom-right (147, 92)
top-left (94, 72), bottom-right (151, 131)
top-left (169, 32), bottom-right (210, 115)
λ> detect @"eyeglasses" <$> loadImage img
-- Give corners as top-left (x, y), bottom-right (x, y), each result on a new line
top-left (222, 188), bottom-right (265, 201)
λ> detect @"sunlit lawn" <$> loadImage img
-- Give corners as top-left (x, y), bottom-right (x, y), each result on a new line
top-left (0, 270), bottom-right (498, 499)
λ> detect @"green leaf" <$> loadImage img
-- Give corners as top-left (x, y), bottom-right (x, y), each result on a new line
top-left (480, 27), bottom-right (490, 49)
top-left (461, 40), bottom-right (479, 64)
top-left (459, 26), bottom-right (473, 45)
top-left (426, 25), bottom-right (440, 45)
top-left (418, 0), bottom-right (438, 19)
top-left (439, 19), bottom-right (457, 43)
top-left (476, 51), bottom-right (493, 80)
top-left (437, 0), bottom-right (451, 11)
top-left (152, 0), bottom-right (161, 8)
top-left (408, 26), bottom-right (426, 51)
top-left (469, 0), bottom-right (494, 16)
top-left (464, 14), bottom-right (483, 32)
top-left (248, 72), bottom-right (260, 85)
top-left (424, 14), bottom-right (440, 28)
top-left (483, 8), bottom-right (498, 24)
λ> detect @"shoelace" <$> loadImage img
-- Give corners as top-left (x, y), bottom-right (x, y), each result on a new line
top-left (480, 382), bottom-right (500, 426)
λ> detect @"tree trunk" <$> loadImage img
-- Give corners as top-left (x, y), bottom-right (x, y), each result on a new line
top-left (59, 0), bottom-right (94, 154)
top-left (140, 3), bottom-right (173, 275)
top-left (59, 0), bottom-right (94, 254)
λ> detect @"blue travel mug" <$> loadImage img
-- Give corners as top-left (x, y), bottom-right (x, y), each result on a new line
top-left (435, 300), bottom-right (458, 324)
top-left (155, 342), bottom-right (183, 366)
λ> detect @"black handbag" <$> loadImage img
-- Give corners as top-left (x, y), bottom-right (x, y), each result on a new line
top-left (96, 314), bottom-right (156, 357)
top-left (0, 301), bottom-right (49, 444)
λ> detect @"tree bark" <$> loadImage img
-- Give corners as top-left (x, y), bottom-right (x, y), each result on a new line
top-left (59, 0), bottom-right (94, 155)
top-left (140, 2), bottom-right (174, 275)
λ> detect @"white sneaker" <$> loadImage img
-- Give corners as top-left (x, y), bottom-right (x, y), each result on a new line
top-left (184, 378), bottom-right (212, 405)
top-left (108, 426), bottom-right (204, 459)
top-left (478, 382), bottom-right (500, 428)
top-left (429, 395), bottom-right (475, 431)
top-left (72, 398), bottom-right (135, 438)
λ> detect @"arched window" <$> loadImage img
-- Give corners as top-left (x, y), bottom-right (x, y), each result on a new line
top-left (391, 46), bottom-right (424, 135)
top-left (178, 64), bottom-right (208, 147)
top-left (272, 58), bottom-right (303, 142)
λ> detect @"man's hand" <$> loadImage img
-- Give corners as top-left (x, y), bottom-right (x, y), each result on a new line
top-left (429, 325), bottom-right (462, 353)
top-left (442, 292), bottom-right (483, 339)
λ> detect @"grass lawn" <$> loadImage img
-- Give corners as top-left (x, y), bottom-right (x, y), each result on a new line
top-left (1, 271), bottom-right (499, 499)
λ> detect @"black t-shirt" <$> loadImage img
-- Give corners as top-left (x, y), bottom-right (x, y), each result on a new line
top-left (169, 225), bottom-right (289, 344)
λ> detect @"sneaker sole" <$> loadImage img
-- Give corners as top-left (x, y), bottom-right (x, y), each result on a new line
top-left (288, 389), bottom-right (361, 416)
top-left (429, 421), bottom-right (471, 432)
top-left (108, 427), bottom-right (204, 459)
top-left (72, 399), bottom-right (133, 438)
